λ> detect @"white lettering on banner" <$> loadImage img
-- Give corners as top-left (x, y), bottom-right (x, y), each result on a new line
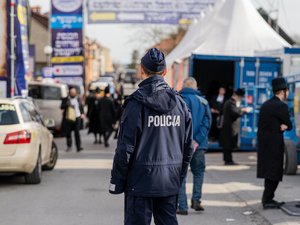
top-left (53, 0), bottom-right (82, 13)
top-left (148, 115), bottom-right (180, 127)
top-left (246, 71), bottom-right (255, 77)
top-left (259, 71), bottom-right (273, 77)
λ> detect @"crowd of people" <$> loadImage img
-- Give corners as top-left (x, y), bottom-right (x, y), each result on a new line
top-left (59, 48), bottom-right (293, 224)
top-left (60, 85), bottom-right (122, 151)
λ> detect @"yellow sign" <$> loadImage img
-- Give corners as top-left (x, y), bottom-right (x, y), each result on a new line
top-left (51, 56), bottom-right (84, 64)
top-left (0, 104), bottom-right (16, 111)
top-left (89, 12), bottom-right (117, 21)
top-left (179, 19), bottom-right (193, 25)
top-left (17, 4), bottom-right (27, 26)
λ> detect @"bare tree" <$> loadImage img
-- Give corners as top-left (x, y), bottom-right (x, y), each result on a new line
top-left (127, 25), bottom-right (181, 50)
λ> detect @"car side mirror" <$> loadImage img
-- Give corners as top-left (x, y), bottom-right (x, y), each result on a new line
top-left (44, 118), bottom-right (55, 129)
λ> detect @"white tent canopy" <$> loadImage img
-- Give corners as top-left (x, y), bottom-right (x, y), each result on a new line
top-left (166, 0), bottom-right (291, 66)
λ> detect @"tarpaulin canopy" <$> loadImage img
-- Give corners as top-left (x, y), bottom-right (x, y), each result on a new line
top-left (166, 0), bottom-right (291, 66)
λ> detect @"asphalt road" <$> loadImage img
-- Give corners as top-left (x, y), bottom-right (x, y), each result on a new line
top-left (0, 130), bottom-right (299, 225)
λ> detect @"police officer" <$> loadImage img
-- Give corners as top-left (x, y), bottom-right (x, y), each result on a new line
top-left (220, 88), bottom-right (251, 165)
top-left (257, 77), bottom-right (292, 209)
top-left (177, 77), bottom-right (212, 215)
top-left (109, 48), bottom-right (193, 225)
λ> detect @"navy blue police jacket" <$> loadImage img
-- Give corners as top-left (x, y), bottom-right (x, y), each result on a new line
top-left (109, 75), bottom-right (193, 197)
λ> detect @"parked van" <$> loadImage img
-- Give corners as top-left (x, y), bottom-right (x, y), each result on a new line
top-left (28, 79), bottom-right (68, 134)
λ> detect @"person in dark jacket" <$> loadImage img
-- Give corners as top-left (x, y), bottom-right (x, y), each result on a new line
top-left (220, 88), bottom-right (251, 165)
top-left (61, 87), bottom-right (84, 152)
top-left (87, 87), bottom-right (103, 144)
top-left (257, 78), bottom-right (292, 209)
top-left (99, 86), bottom-right (115, 147)
top-left (209, 86), bottom-right (226, 140)
top-left (177, 77), bottom-right (212, 215)
top-left (109, 48), bottom-right (193, 225)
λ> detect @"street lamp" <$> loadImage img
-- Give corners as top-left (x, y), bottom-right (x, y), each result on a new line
top-left (44, 45), bottom-right (53, 67)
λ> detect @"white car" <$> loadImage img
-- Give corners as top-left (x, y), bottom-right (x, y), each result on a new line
top-left (28, 79), bottom-right (69, 134)
top-left (0, 97), bottom-right (58, 184)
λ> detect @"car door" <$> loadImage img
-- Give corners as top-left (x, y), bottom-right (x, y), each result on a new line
top-left (23, 102), bottom-right (49, 164)
top-left (35, 109), bottom-right (53, 163)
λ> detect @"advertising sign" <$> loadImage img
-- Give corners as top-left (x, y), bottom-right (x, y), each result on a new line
top-left (87, 0), bottom-right (215, 24)
top-left (15, 0), bottom-right (30, 94)
top-left (51, 0), bottom-right (84, 85)
top-left (42, 67), bottom-right (54, 79)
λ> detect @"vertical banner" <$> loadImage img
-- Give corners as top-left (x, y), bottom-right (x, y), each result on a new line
top-left (15, 0), bottom-right (30, 95)
top-left (51, 0), bottom-right (84, 87)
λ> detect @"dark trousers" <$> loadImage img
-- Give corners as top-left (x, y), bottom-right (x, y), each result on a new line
top-left (262, 179), bottom-right (279, 204)
top-left (66, 118), bottom-right (81, 150)
top-left (124, 194), bottom-right (178, 225)
top-left (222, 135), bottom-right (238, 163)
top-left (223, 148), bottom-right (233, 163)
top-left (103, 131), bottom-right (112, 145)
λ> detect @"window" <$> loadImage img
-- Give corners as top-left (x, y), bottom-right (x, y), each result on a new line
top-left (28, 85), bottom-right (61, 100)
top-left (0, 104), bottom-right (19, 125)
top-left (23, 102), bottom-right (42, 123)
top-left (19, 104), bottom-right (32, 123)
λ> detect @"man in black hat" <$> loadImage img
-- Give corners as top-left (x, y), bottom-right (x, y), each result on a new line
top-left (109, 48), bottom-right (193, 225)
top-left (257, 77), bottom-right (292, 209)
top-left (220, 88), bottom-right (252, 165)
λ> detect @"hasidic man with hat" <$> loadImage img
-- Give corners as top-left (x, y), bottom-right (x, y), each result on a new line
top-left (109, 48), bottom-right (193, 225)
top-left (219, 88), bottom-right (252, 165)
top-left (257, 77), bottom-right (292, 209)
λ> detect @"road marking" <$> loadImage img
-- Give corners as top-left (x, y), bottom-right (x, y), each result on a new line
top-left (55, 159), bottom-right (113, 169)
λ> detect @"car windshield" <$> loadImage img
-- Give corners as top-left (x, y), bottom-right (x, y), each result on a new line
top-left (98, 77), bottom-right (114, 83)
top-left (0, 104), bottom-right (19, 125)
top-left (124, 71), bottom-right (138, 83)
top-left (28, 85), bottom-right (61, 100)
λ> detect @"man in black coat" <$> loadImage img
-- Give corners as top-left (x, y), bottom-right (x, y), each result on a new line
top-left (99, 86), bottom-right (115, 148)
top-left (109, 48), bottom-right (193, 225)
top-left (87, 87), bottom-right (103, 144)
top-left (257, 77), bottom-right (292, 209)
top-left (61, 87), bottom-right (84, 152)
top-left (209, 86), bottom-right (226, 140)
top-left (220, 88), bottom-right (251, 165)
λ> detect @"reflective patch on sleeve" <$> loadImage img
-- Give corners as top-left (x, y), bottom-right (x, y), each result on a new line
top-left (109, 183), bottom-right (116, 192)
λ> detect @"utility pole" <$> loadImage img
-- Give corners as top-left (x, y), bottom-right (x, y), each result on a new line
top-left (10, 0), bottom-right (16, 97)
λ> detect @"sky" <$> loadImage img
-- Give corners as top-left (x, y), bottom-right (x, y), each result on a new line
top-left (29, 0), bottom-right (300, 64)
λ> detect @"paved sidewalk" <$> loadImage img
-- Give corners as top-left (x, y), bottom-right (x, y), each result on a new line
top-left (0, 130), bottom-right (298, 225)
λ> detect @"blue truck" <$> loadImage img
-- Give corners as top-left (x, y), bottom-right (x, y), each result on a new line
top-left (190, 54), bottom-right (299, 174)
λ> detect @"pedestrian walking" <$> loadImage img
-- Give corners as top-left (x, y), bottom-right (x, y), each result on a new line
top-left (220, 88), bottom-right (251, 165)
top-left (177, 77), bottom-right (212, 215)
top-left (109, 48), bottom-right (193, 225)
top-left (61, 87), bottom-right (84, 152)
top-left (87, 87), bottom-right (103, 144)
top-left (257, 77), bottom-right (292, 209)
top-left (99, 86), bottom-right (115, 147)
